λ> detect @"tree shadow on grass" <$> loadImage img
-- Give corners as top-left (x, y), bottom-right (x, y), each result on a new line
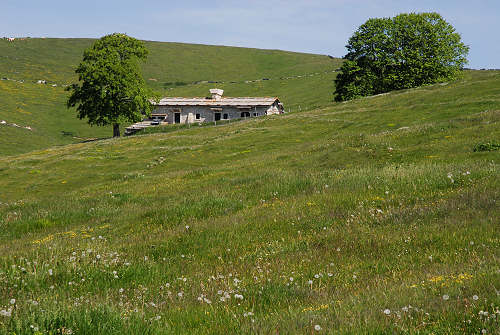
top-left (79, 137), bottom-right (112, 143)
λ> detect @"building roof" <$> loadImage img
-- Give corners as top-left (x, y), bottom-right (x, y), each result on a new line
top-left (155, 97), bottom-right (279, 107)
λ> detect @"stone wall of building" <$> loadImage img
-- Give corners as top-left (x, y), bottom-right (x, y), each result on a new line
top-left (154, 105), bottom-right (275, 124)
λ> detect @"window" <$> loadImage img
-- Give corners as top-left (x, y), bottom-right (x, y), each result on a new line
top-left (223, 113), bottom-right (228, 120)
top-left (240, 111), bottom-right (250, 118)
top-left (253, 112), bottom-right (259, 117)
top-left (195, 113), bottom-right (201, 120)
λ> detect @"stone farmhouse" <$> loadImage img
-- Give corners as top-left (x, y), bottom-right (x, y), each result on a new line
top-left (126, 89), bottom-right (283, 135)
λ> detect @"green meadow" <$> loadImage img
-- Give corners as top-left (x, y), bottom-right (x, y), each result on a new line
top-left (0, 38), bottom-right (340, 156)
top-left (0, 38), bottom-right (499, 334)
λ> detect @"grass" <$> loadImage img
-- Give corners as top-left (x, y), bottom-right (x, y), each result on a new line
top-left (0, 38), bottom-right (340, 156)
top-left (0, 68), bottom-right (499, 334)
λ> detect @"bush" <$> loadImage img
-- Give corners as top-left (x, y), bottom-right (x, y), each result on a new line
top-left (473, 142), bottom-right (500, 152)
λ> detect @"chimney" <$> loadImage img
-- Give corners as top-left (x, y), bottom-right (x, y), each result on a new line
top-left (209, 88), bottom-right (224, 100)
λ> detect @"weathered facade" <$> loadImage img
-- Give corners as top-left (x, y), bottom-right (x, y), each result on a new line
top-left (125, 89), bottom-right (284, 135)
top-left (152, 89), bottom-right (284, 124)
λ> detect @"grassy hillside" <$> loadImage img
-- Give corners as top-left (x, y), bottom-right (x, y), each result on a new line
top-left (0, 70), bottom-right (498, 334)
top-left (0, 38), bottom-right (341, 156)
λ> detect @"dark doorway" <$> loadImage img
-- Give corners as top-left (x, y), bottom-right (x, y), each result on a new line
top-left (174, 113), bottom-right (181, 124)
top-left (240, 111), bottom-right (250, 118)
top-left (214, 113), bottom-right (221, 121)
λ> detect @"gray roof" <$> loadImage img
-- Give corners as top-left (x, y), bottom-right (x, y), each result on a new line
top-left (155, 97), bottom-right (279, 107)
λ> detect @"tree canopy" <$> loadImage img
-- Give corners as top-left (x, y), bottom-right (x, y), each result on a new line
top-left (67, 33), bottom-right (155, 137)
top-left (334, 13), bottom-right (469, 102)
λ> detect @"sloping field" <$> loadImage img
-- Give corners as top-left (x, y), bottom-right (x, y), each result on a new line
top-left (0, 38), bottom-right (341, 156)
top-left (0, 70), bottom-right (498, 334)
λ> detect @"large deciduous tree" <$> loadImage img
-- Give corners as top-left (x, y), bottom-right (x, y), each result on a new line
top-left (334, 13), bottom-right (469, 102)
top-left (67, 33), bottom-right (155, 137)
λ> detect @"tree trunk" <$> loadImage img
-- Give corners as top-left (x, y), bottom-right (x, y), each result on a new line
top-left (113, 123), bottom-right (120, 137)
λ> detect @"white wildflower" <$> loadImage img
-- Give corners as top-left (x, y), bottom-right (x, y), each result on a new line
top-left (314, 324), bottom-right (321, 331)
top-left (473, 295), bottom-right (479, 300)
top-left (384, 309), bottom-right (391, 315)
top-left (9, 299), bottom-right (15, 305)
top-left (442, 294), bottom-right (449, 301)
top-left (0, 309), bottom-right (12, 317)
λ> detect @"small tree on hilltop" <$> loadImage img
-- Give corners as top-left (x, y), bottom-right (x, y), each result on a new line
top-left (334, 13), bottom-right (469, 101)
top-left (67, 33), bottom-right (155, 137)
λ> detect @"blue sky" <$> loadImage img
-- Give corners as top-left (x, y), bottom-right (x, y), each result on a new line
top-left (1, 0), bottom-right (499, 68)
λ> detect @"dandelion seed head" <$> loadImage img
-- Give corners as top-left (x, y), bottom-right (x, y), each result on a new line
top-left (442, 294), bottom-right (449, 301)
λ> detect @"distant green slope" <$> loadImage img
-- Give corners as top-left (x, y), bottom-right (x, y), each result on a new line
top-left (0, 70), bottom-right (498, 334)
top-left (0, 38), bottom-right (341, 156)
